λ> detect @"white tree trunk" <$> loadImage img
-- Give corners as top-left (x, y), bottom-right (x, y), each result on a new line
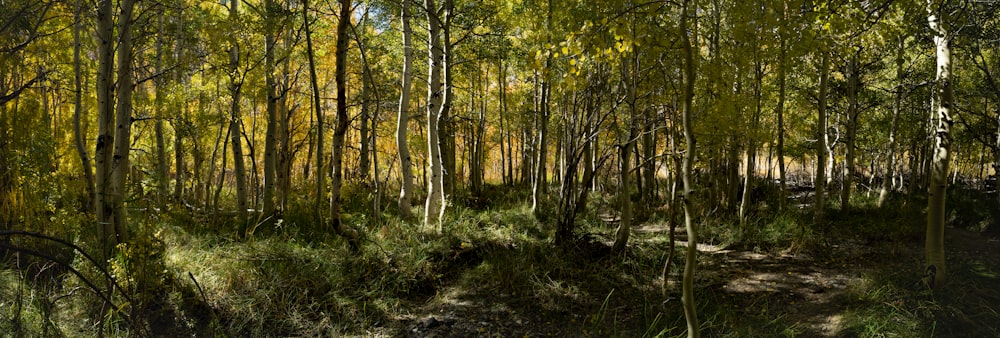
top-left (396, 0), bottom-right (415, 219)
top-left (109, 0), bottom-right (137, 247)
top-left (679, 0), bottom-right (699, 336)
top-left (925, 1), bottom-right (952, 288)
top-left (424, 0), bottom-right (446, 230)
top-left (879, 38), bottom-right (904, 207)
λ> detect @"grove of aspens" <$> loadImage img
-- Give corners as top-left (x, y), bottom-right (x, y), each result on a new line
top-left (2, 0), bottom-right (1000, 336)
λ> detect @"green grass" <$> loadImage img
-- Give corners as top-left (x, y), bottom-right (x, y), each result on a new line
top-left (2, 184), bottom-right (1000, 336)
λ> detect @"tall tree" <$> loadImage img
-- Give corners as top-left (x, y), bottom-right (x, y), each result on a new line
top-left (613, 45), bottom-right (639, 254)
top-left (228, 0), bottom-right (249, 224)
top-left (330, 0), bottom-right (360, 248)
top-left (424, 0), bottom-right (446, 230)
top-left (532, 0), bottom-right (552, 217)
top-left (73, 0), bottom-right (95, 212)
top-left (261, 0), bottom-right (280, 219)
top-left (815, 50), bottom-right (830, 223)
top-left (109, 0), bottom-right (137, 254)
top-left (679, 0), bottom-right (699, 335)
top-left (303, 0), bottom-right (325, 229)
top-left (879, 37), bottom-right (905, 207)
top-left (440, 0), bottom-right (455, 199)
top-left (94, 0), bottom-right (137, 261)
top-left (396, 0), bottom-right (416, 220)
top-left (93, 0), bottom-right (117, 262)
top-left (841, 49), bottom-right (861, 212)
top-left (154, 5), bottom-right (169, 209)
top-left (924, 0), bottom-right (953, 289)
top-left (776, 1), bottom-right (787, 209)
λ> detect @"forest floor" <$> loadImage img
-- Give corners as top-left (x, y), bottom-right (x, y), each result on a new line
top-left (392, 223), bottom-right (1000, 337)
top-left (4, 186), bottom-right (1000, 337)
top-left (377, 184), bottom-right (1000, 337)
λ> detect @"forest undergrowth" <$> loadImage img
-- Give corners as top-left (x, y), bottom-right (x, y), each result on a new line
top-left (2, 183), bottom-right (1000, 337)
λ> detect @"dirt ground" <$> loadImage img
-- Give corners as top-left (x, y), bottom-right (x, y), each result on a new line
top-left (391, 224), bottom-right (1000, 337)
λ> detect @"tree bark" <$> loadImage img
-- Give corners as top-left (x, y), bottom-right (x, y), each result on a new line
top-left (262, 0), bottom-right (279, 219)
top-left (924, 1), bottom-right (952, 288)
top-left (359, 65), bottom-right (371, 181)
top-left (612, 136), bottom-right (634, 253)
top-left (154, 7), bottom-right (169, 209)
top-left (303, 0), bottom-right (325, 226)
top-left (94, 0), bottom-right (117, 262)
top-left (396, 0), bottom-right (416, 219)
top-left (73, 0), bottom-right (95, 212)
top-left (776, 26), bottom-right (787, 210)
top-left (532, 0), bottom-right (552, 216)
top-left (440, 0), bottom-right (455, 199)
top-left (424, 0), bottom-right (446, 230)
top-left (228, 0), bottom-right (249, 224)
top-left (173, 12), bottom-right (187, 204)
top-left (879, 38), bottom-right (904, 207)
top-left (740, 52), bottom-right (763, 227)
top-left (842, 50), bottom-right (860, 212)
top-left (109, 0), bottom-right (137, 251)
top-left (679, 0), bottom-right (700, 336)
top-left (815, 50), bottom-right (830, 223)
top-left (331, 0), bottom-right (360, 249)
top-left (613, 52), bottom-right (638, 254)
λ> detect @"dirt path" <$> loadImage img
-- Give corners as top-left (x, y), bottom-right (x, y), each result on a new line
top-left (394, 223), bottom-right (1000, 337)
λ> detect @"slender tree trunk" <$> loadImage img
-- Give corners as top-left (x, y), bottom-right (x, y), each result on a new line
top-left (154, 8), bottom-right (169, 209)
top-left (643, 108), bottom-right (656, 203)
top-left (424, 0), bottom-right (446, 230)
top-left (995, 103), bottom-right (1000, 205)
top-left (532, 0), bottom-right (552, 216)
top-left (613, 135), bottom-right (634, 253)
top-left (498, 61), bottom-right (509, 185)
top-left (94, 0), bottom-right (117, 263)
top-left (359, 68), bottom-right (371, 181)
top-left (924, 1), bottom-right (952, 288)
top-left (613, 53), bottom-right (638, 253)
top-left (276, 8), bottom-right (293, 212)
top-left (842, 50), bottom-right (860, 212)
top-left (880, 38), bottom-right (904, 207)
top-left (396, 0), bottom-right (415, 219)
top-left (228, 0), bottom-right (249, 223)
top-left (679, 0), bottom-right (699, 335)
top-left (776, 29), bottom-right (787, 210)
top-left (353, 13), bottom-right (381, 217)
top-left (173, 14), bottom-right (187, 203)
top-left (815, 50), bottom-right (830, 223)
top-left (470, 66), bottom-right (485, 195)
top-left (303, 0), bottom-right (325, 224)
top-left (73, 0), bottom-right (95, 212)
top-left (440, 0), bottom-right (455, 199)
top-left (740, 54), bottom-right (763, 227)
top-left (330, 0), bottom-right (360, 248)
top-left (262, 0), bottom-right (279, 219)
top-left (109, 0), bottom-right (137, 250)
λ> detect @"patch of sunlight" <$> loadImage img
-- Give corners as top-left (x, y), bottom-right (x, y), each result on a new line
top-left (724, 272), bottom-right (797, 293)
top-left (434, 287), bottom-right (477, 308)
top-left (817, 313), bottom-right (843, 336)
